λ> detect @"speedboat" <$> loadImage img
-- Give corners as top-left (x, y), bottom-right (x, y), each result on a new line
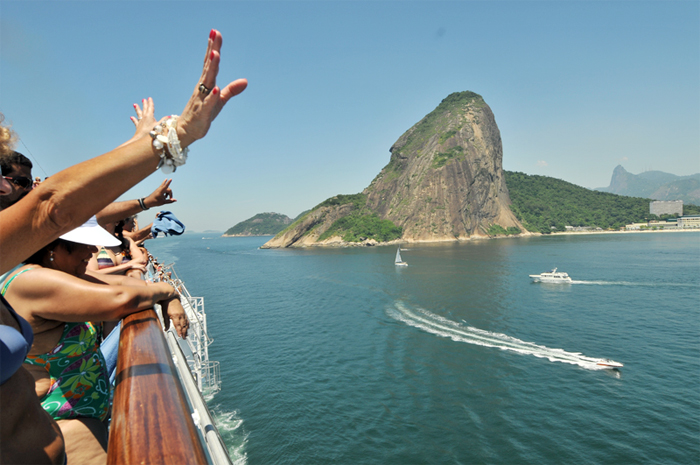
top-left (529, 268), bottom-right (572, 283)
top-left (596, 359), bottom-right (623, 369)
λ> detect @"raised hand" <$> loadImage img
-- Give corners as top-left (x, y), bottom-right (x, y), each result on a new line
top-left (144, 179), bottom-right (176, 207)
top-left (118, 98), bottom-right (163, 148)
top-left (176, 29), bottom-right (248, 148)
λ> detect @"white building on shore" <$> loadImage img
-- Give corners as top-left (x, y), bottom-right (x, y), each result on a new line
top-left (650, 200), bottom-right (683, 216)
top-left (677, 215), bottom-right (700, 228)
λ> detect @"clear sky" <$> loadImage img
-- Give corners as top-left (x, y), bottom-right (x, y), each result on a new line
top-left (1, 1), bottom-right (698, 231)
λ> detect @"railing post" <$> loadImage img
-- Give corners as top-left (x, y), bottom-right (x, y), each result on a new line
top-left (107, 308), bottom-right (208, 465)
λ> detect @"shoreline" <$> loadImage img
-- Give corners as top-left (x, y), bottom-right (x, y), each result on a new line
top-left (549, 228), bottom-right (699, 236)
top-left (227, 227), bottom-right (699, 248)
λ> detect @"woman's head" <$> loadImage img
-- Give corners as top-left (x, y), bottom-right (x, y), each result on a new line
top-left (25, 239), bottom-right (97, 276)
top-left (24, 216), bottom-right (120, 276)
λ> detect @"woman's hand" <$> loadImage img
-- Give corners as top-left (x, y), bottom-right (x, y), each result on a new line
top-left (117, 98), bottom-right (166, 148)
top-left (176, 29), bottom-right (248, 148)
top-left (161, 297), bottom-right (189, 339)
top-left (130, 98), bottom-right (157, 136)
top-left (143, 179), bottom-right (176, 208)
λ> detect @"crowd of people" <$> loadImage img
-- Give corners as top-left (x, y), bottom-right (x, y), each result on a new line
top-left (0, 29), bottom-right (247, 464)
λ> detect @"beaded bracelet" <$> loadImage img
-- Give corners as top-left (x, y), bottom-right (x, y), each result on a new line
top-left (149, 116), bottom-right (189, 174)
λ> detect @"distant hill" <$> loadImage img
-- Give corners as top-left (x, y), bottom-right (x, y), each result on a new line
top-left (507, 171), bottom-right (658, 233)
top-left (223, 213), bottom-right (293, 237)
top-left (596, 165), bottom-right (700, 204)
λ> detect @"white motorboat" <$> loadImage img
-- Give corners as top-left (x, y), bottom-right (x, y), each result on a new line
top-left (596, 359), bottom-right (624, 369)
top-left (529, 268), bottom-right (572, 283)
top-left (395, 247), bottom-right (408, 267)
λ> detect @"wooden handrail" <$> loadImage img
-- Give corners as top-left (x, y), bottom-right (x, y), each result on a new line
top-left (107, 308), bottom-right (208, 465)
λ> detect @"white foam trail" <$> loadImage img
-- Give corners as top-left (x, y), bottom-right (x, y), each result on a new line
top-left (387, 301), bottom-right (615, 370)
top-left (208, 405), bottom-right (248, 464)
top-left (571, 280), bottom-right (695, 287)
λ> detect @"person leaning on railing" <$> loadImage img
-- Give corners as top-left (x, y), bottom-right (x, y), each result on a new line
top-left (0, 29), bottom-right (247, 465)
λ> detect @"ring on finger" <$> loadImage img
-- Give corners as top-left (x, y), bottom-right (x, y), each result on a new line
top-left (198, 83), bottom-right (212, 95)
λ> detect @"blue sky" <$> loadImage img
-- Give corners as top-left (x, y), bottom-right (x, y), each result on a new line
top-left (1, 1), bottom-right (698, 231)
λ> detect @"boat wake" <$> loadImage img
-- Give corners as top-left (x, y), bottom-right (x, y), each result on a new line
top-left (387, 301), bottom-right (618, 371)
top-left (208, 405), bottom-right (248, 465)
top-left (571, 280), bottom-right (695, 287)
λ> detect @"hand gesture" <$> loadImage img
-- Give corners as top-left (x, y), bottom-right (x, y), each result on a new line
top-left (118, 98), bottom-right (165, 148)
top-left (144, 179), bottom-right (176, 207)
top-left (176, 29), bottom-right (248, 148)
top-left (162, 297), bottom-right (189, 339)
top-left (130, 98), bottom-right (158, 137)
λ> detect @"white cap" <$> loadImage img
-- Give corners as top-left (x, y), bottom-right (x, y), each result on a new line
top-left (59, 216), bottom-right (121, 247)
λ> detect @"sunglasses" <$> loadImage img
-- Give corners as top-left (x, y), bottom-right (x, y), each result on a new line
top-left (3, 176), bottom-right (33, 189)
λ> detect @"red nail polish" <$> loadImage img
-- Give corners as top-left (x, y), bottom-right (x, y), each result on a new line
top-left (212, 87), bottom-right (219, 95)
top-left (133, 104), bottom-right (138, 108)
top-left (210, 29), bottom-right (215, 40)
top-left (210, 51), bottom-right (215, 60)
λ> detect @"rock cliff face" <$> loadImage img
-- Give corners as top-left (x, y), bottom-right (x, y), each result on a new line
top-left (363, 91), bottom-right (521, 241)
top-left (263, 91), bottom-right (523, 248)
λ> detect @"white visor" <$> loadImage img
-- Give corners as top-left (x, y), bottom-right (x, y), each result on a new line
top-left (59, 215), bottom-right (121, 247)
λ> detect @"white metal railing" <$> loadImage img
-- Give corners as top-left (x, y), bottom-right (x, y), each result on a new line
top-left (148, 258), bottom-right (220, 395)
top-left (147, 256), bottom-right (229, 464)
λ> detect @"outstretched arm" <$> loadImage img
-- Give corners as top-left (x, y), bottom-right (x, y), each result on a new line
top-left (6, 268), bottom-right (180, 324)
top-left (96, 179), bottom-right (177, 226)
top-left (0, 29), bottom-right (247, 275)
top-left (124, 223), bottom-right (153, 245)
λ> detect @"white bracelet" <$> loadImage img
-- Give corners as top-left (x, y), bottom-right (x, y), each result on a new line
top-left (149, 116), bottom-right (189, 174)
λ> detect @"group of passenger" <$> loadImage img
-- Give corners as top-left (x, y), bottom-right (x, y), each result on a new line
top-left (0, 29), bottom-right (247, 464)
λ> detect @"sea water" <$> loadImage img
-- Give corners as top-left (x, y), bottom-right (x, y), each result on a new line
top-left (147, 232), bottom-right (700, 464)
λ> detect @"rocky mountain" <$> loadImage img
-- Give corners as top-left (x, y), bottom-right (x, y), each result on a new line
top-left (223, 212), bottom-right (293, 237)
top-left (263, 91), bottom-right (524, 248)
top-left (596, 165), bottom-right (700, 205)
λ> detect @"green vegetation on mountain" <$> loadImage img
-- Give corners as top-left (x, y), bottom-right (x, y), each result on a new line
top-left (318, 194), bottom-right (367, 210)
top-left (224, 212), bottom-right (292, 236)
top-left (683, 204), bottom-right (700, 215)
top-left (396, 91), bottom-right (484, 159)
top-left (506, 171), bottom-right (666, 233)
top-left (487, 224), bottom-right (521, 236)
top-left (318, 213), bottom-right (403, 242)
top-left (314, 194), bottom-right (403, 243)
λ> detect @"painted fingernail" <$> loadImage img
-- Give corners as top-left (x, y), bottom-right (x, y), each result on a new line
top-left (212, 87), bottom-right (219, 95)
top-left (133, 104), bottom-right (138, 108)
top-left (210, 29), bottom-right (215, 40)
top-left (210, 50), bottom-right (215, 60)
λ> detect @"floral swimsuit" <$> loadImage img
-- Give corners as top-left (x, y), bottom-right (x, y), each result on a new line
top-left (2, 269), bottom-right (110, 421)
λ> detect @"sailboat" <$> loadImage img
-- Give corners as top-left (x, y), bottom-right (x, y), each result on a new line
top-left (395, 247), bottom-right (408, 267)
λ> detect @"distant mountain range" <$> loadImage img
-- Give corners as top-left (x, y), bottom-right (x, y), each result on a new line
top-left (223, 95), bottom-right (698, 245)
top-left (596, 165), bottom-right (700, 204)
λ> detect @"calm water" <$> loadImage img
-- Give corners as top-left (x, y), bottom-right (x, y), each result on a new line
top-left (147, 232), bottom-right (700, 465)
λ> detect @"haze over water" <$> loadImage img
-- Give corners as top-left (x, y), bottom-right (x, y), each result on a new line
top-left (148, 232), bottom-right (700, 464)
